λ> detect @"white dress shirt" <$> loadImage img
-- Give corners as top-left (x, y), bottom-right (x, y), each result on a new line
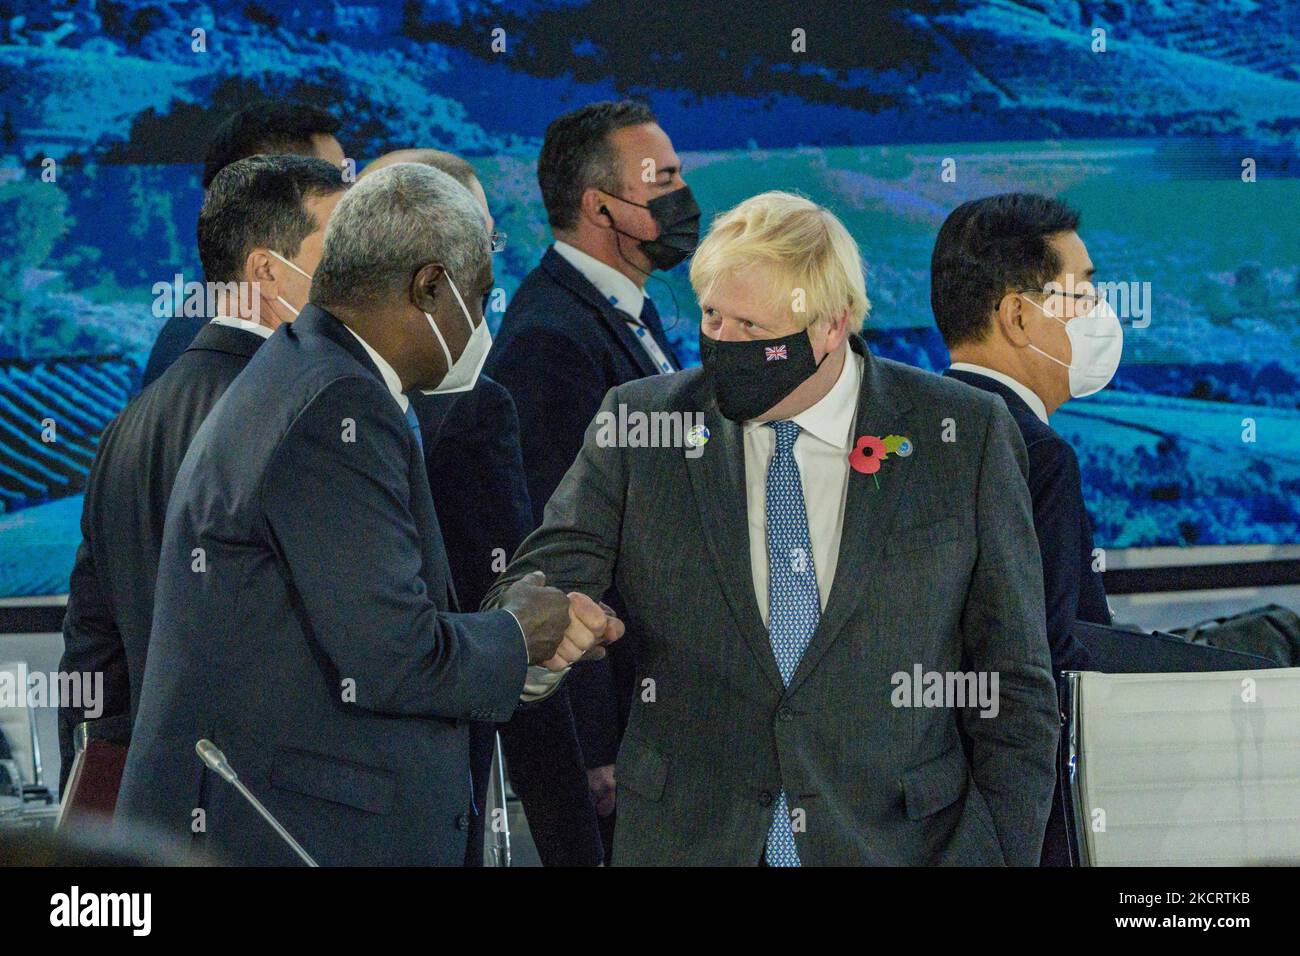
top-left (209, 315), bottom-right (274, 339)
top-left (343, 325), bottom-right (409, 413)
top-left (552, 240), bottom-right (676, 374)
top-left (744, 348), bottom-right (863, 625)
top-left (948, 362), bottom-right (1048, 424)
top-left (340, 323), bottom-right (556, 700)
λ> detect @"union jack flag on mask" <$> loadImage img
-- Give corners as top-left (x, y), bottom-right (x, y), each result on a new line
top-left (764, 344), bottom-right (788, 362)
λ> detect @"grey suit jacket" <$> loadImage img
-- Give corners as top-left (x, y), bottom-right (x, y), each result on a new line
top-left (485, 335), bottom-right (1058, 866)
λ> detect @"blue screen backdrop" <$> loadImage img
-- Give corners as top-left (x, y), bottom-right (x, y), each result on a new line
top-left (1, 0), bottom-right (1298, 596)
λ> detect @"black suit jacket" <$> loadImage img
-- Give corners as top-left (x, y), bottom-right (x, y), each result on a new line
top-left (115, 305), bottom-right (527, 866)
top-left (411, 378), bottom-right (602, 866)
top-left (59, 323), bottom-right (265, 790)
top-left (140, 313), bottom-right (208, 389)
top-left (485, 246), bottom-right (681, 857)
top-left (943, 369), bottom-right (1108, 676)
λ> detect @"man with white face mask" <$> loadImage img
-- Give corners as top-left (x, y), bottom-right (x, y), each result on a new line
top-left (117, 162), bottom-right (622, 866)
top-left (932, 192), bottom-right (1115, 866)
top-left (59, 154), bottom-right (346, 793)
top-left (142, 99), bottom-right (347, 388)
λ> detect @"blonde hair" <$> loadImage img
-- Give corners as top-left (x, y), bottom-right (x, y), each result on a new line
top-left (689, 191), bottom-right (870, 333)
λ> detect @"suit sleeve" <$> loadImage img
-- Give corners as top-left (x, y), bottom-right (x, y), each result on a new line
top-left (58, 538), bottom-right (130, 792)
top-left (58, 450), bottom-right (131, 793)
top-left (261, 377), bottom-right (527, 722)
top-left (959, 399), bottom-right (1059, 866)
top-left (483, 385), bottom-right (626, 630)
top-left (1025, 437), bottom-right (1096, 675)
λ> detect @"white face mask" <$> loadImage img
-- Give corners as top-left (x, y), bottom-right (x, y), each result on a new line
top-left (267, 249), bottom-right (313, 318)
top-left (419, 271), bottom-right (492, 395)
top-left (1022, 293), bottom-right (1123, 398)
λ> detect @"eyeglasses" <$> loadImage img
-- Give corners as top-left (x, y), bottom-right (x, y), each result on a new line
top-left (490, 230), bottom-right (507, 254)
top-left (1021, 287), bottom-right (1101, 312)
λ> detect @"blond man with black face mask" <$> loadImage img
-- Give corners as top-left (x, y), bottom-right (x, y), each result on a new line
top-left (486, 191), bottom-right (1059, 866)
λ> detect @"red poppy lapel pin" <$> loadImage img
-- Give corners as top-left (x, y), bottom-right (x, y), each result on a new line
top-left (848, 434), bottom-right (913, 489)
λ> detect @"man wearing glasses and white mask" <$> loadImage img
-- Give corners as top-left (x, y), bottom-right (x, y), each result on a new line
top-left (934, 192), bottom-right (1121, 865)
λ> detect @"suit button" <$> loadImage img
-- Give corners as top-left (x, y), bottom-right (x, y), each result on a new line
top-left (455, 813), bottom-right (471, 831)
top-left (778, 707), bottom-right (794, 722)
top-left (758, 790), bottom-right (773, 807)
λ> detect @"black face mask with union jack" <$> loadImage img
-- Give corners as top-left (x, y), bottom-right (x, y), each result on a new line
top-left (698, 326), bottom-right (827, 423)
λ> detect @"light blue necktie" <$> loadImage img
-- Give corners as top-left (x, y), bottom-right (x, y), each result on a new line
top-left (764, 420), bottom-right (820, 867)
top-left (403, 403), bottom-right (425, 457)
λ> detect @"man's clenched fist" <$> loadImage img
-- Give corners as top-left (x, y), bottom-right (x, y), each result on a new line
top-left (500, 572), bottom-right (625, 670)
top-left (501, 571), bottom-right (570, 666)
top-left (541, 593), bottom-right (625, 672)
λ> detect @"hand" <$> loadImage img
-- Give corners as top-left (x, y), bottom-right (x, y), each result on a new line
top-left (539, 592), bottom-right (624, 672)
top-left (500, 571), bottom-right (571, 666)
top-left (587, 764), bottom-right (616, 817)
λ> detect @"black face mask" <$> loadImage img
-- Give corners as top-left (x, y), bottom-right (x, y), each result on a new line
top-left (698, 326), bottom-right (827, 422)
top-left (604, 185), bottom-right (701, 271)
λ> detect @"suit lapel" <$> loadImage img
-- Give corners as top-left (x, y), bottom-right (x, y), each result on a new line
top-left (541, 248), bottom-right (665, 379)
top-left (684, 391), bottom-right (785, 692)
top-left (786, 339), bottom-right (916, 697)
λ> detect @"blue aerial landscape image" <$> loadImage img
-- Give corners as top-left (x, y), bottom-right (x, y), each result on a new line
top-left (0, 0), bottom-right (1298, 596)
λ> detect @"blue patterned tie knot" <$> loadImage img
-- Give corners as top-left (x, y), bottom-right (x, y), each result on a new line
top-left (769, 419), bottom-right (801, 454)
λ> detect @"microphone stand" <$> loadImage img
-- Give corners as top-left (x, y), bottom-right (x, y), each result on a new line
top-left (196, 739), bottom-right (319, 867)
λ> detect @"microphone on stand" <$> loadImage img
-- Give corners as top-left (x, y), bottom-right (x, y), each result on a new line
top-left (195, 739), bottom-right (319, 867)
top-left (490, 732), bottom-right (511, 867)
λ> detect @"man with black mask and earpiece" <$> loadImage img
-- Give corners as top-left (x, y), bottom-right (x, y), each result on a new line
top-left (487, 100), bottom-right (697, 864)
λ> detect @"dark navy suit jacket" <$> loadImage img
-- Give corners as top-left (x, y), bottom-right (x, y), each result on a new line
top-left (944, 368), bottom-right (1110, 867)
top-left (140, 314), bottom-right (208, 389)
top-left (487, 247), bottom-right (681, 523)
top-left (116, 305), bottom-right (526, 866)
top-left (60, 323), bottom-right (264, 790)
top-left (943, 369), bottom-right (1108, 675)
top-left (485, 246), bottom-right (682, 861)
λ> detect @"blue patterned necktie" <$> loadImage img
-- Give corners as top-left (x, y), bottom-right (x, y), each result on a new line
top-left (764, 420), bottom-right (820, 867)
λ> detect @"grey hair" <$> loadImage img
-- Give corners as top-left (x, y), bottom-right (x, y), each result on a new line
top-left (310, 162), bottom-right (487, 312)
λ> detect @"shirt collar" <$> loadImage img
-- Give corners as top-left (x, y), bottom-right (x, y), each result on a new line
top-left (553, 240), bottom-right (647, 321)
top-left (209, 315), bottom-right (274, 339)
top-left (948, 362), bottom-right (1048, 423)
top-left (744, 347), bottom-right (862, 450)
top-left (343, 325), bottom-right (409, 413)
